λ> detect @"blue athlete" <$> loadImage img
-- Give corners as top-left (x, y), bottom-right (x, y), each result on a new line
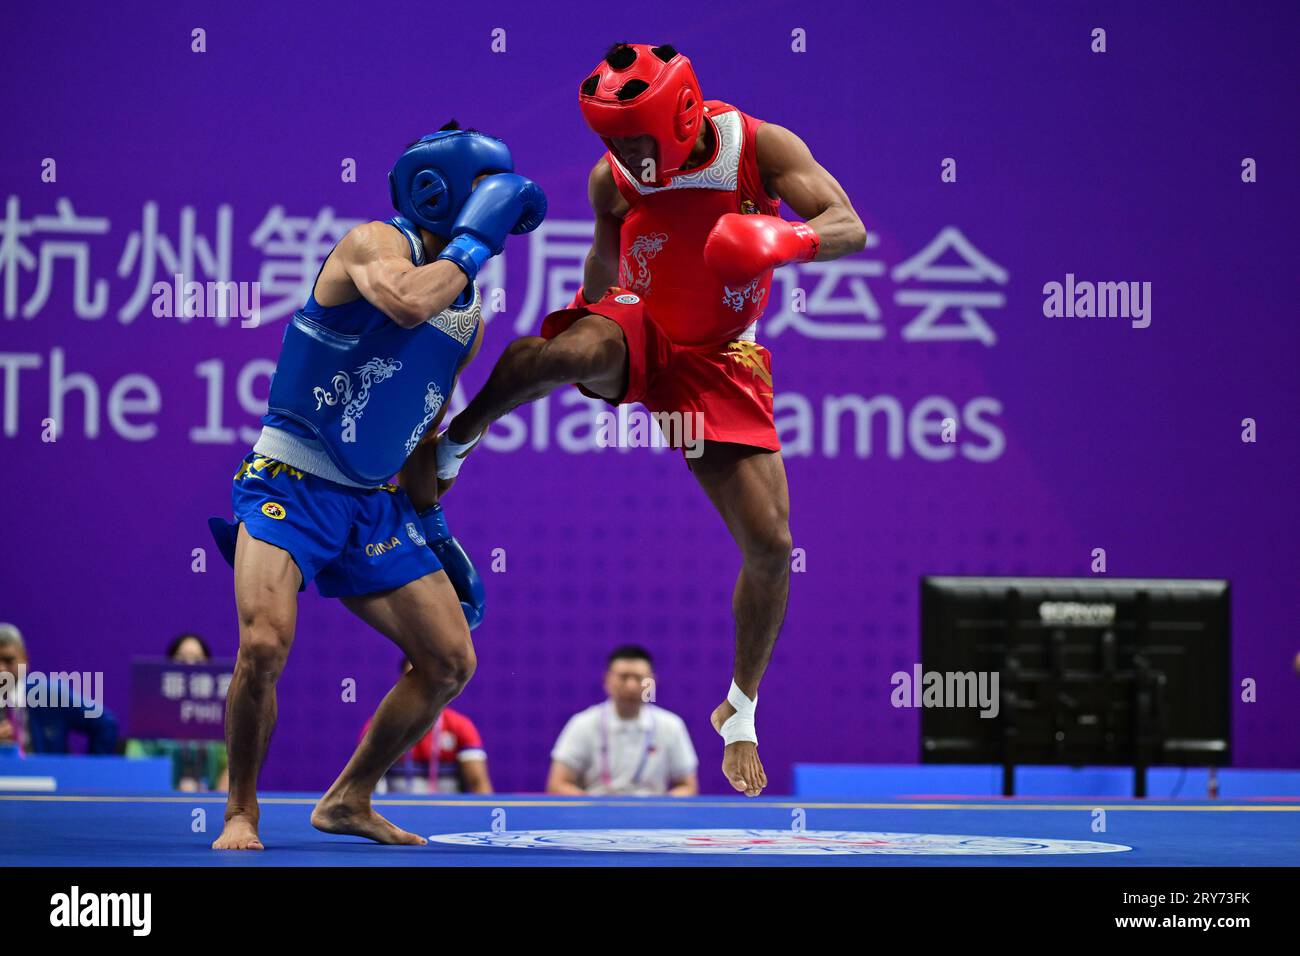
top-left (206, 122), bottom-right (545, 850)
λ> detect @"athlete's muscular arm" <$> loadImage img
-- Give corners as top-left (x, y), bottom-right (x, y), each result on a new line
top-left (755, 123), bottom-right (866, 259)
top-left (580, 159), bottom-right (627, 302)
top-left (324, 221), bottom-right (468, 329)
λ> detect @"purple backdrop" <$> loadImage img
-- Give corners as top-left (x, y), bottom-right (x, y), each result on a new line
top-left (2, 1), bottom-right (1297, 793)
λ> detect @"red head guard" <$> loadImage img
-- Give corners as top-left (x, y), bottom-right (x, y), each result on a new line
top-left (579, 44), bottom-right (704, 183)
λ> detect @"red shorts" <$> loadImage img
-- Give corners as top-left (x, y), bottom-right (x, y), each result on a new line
top-left (540, 289), bottom-right (779, 452)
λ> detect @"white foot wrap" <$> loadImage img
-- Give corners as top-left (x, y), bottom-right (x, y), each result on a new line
top-left (718, 681), bottom-right (757, 746)
top-left (435, 431), bottom-right (482, 480)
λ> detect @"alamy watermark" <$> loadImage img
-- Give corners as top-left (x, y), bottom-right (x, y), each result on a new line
top-left (0, 666), bottom-right (104, 717)
top-left (891, 664), bottom-right (1000, 718)
top-left (151, 273), bottom-right (261, 327)
top-left (593, 406), bottom-right (706, 459)
top-left (1042, 273), bottom-right (1151, 329)
top-left (49, 886), bottom-right (151, 936)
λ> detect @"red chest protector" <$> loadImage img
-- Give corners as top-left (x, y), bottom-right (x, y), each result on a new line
top-left (604, 101), bottom-right (780, 348)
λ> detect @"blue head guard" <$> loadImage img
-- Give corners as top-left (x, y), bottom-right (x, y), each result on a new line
top-left (388, 130), bottom-right (515, 239)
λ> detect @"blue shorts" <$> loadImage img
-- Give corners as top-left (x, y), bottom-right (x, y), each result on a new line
top-left (211, 453), bottom-right (441, 598)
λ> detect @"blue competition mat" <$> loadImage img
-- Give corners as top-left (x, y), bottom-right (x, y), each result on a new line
top-left (3, 793), bottom-right (1297, 867)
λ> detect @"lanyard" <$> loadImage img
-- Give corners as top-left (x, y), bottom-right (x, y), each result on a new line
top-left (396, 711), bottom-right (443, 789)
top-left (427, 711), bottom-right (443, 785)
top-left (599, 703), bottom-right (655, 790)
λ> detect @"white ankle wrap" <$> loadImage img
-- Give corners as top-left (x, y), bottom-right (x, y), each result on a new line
top-left (435, 431), bottom-right (481, 480)
top-left (718, 681), bottom-right (757, 746)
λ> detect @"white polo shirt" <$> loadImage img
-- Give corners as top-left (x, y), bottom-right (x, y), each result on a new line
top-left (551, 701), bottom-right (698, 796)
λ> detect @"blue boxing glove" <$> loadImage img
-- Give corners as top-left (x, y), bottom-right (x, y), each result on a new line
top-left (437, 173), bottom-right (547, 282)
top-left (418, 503), bottom-right (486, 631)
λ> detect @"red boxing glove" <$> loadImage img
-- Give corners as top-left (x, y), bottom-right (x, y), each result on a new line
top-left (703, 213), bottom-right (821, 284)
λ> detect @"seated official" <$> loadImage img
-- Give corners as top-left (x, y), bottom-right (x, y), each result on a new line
top-left (362, 658), bottom-right (493, 794)
top-left (0, 622), bottom-right (118, 756)
top-left (547, 645), bottom-right (698, 797)
top-left (124, 633), bottom-right (229, 791)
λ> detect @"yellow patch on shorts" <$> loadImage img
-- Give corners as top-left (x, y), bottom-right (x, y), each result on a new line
top-left (234, 457), bottom-right (305, 482)
top-left (723, 340), bottom-right (773, 390)
top-left (261, 502), bottom-right (286, 520)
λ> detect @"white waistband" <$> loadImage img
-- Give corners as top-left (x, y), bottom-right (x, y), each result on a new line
top-left (251, 426), bottom-right (379, 489)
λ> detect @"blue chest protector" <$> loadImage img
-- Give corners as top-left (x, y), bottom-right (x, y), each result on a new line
top-left (265, 217), bottom-right (480, 486)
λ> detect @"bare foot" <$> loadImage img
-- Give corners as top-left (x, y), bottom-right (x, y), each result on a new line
top-left (710, 700), bottom-right (768, 797)
top-left (311, 794), bottom-right (426, 846)
top-left (212, 813), bottom-right (264, 850)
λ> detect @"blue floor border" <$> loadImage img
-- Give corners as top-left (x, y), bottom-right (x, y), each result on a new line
top-left (3, 792), bottom-right (1297, 867)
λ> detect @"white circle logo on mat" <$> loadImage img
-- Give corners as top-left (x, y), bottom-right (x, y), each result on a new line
top-left (428, 829), bottom-right (1132, 855)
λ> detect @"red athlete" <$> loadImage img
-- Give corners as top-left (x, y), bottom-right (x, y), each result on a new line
top-left (437, 43), bottom-right (866, 796)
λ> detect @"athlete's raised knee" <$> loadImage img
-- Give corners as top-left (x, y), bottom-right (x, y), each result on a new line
top-left (408, 640), bottom-right (477, 697)
top-left (742, 521), bottom-right (794, 577)
top-left (236, 621), bottom-right (292, 681)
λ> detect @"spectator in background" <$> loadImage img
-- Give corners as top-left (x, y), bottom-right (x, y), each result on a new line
top-left (168, 633), bottom-right (212, 665)
top-left (363, 659), bottom-right (492, 795)
top-left (547, 646), bottom-right (698, 796)
top-left (125, 633), bottom-right (229, 791)
top-left (0, 622), bottom-right (119, 755)
top-left (0, 624), bottom-right (26, 754)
